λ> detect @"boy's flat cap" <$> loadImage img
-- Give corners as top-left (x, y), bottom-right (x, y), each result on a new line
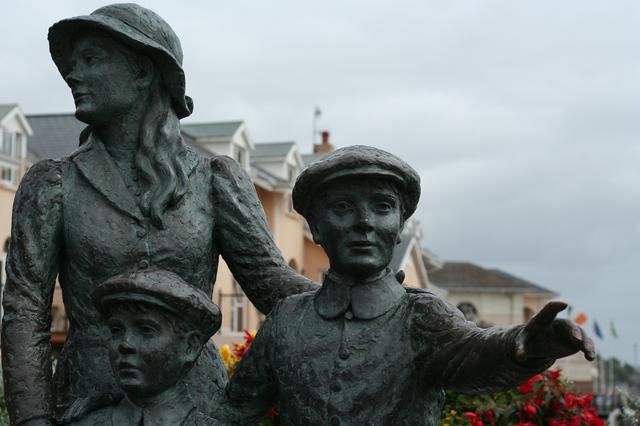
top-left (92, 269), bottom-right (221, 339)
top-left (293, 145), bottom-right (420, 221)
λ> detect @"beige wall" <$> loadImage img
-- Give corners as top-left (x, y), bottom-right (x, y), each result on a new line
top-left (401, 247), bottom-right (428, 289)
top-left (445, 291), bottom-right (524, 326)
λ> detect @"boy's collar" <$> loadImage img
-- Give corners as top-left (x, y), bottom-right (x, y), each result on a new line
top-left (314, 268), bottom-right (406, 320)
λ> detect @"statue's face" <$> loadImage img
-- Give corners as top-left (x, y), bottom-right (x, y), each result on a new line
top-left (106, 305), bottom-right (191, 399)
top-left (65, 30), bottom-right (142, 125)
top-left (311, 178), bottom-right (403, 279)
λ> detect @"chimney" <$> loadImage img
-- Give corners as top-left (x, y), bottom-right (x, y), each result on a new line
top-left (314, 130), bottom-right (335, 154)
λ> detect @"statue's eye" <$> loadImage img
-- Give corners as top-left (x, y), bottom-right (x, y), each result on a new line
top-left (109, 325), bottom-right (123, 336)
top-left (333, 201), bottom-right (352, 213)
top-left (84, 54), bottom-right (98, 64)
top-left (376, 202), bottom-right (392, 212)
top-left (140, 324), bottom-right (159, 337)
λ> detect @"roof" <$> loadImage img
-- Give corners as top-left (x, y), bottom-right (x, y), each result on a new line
top-left (428, 262), bottom-right (557, 296)
top-left (181, 121), bottom-right (243, 139)
top-left (252, 141), bottom-right (295, 158)
top-left (26, 113), bottom-right (87, 160)
top-left (390, 231), bottom-right (413, 271)
top-left (301, 152), bottom-right (326, 166)
top-left (251, 164), bottom-right (289, 188)
top-left (0, 104), bottom-right (17, 121)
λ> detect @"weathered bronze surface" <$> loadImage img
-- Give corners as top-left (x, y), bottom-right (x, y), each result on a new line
top-left (69, 270), bottom-right (223, 425)
top-left (1, 4), bottom-right (315, 425)
top-left (218, 146), bottom-right (596, 425)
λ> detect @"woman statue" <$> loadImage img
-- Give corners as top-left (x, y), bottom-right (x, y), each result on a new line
top-left (1, 4), bottom-right (316, 425)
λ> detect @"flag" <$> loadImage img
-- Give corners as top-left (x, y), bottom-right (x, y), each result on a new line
top-left (610, 321), bottom-right (618, 338)
top-left (574, 312), bottom-right (587, 325)
top-left (314, 105), bottom-right (322, 118)
top-left (593, 321), bottom-right (604, 340)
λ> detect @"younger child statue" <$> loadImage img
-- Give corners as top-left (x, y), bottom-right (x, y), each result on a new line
top-left (218, 145), bottom-right (595, 425)
top-left (71, 270), bottom-right (226, 425)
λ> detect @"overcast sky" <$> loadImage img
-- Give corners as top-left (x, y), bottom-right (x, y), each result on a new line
top-left (2, 0), bottom-right (639, 363)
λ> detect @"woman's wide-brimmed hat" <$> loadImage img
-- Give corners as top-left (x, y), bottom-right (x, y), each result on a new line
top-left (48, 3), bottom-right (193, 119)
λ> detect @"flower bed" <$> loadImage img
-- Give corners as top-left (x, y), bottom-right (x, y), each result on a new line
top-left (442, 370), bottom-right (603, 426)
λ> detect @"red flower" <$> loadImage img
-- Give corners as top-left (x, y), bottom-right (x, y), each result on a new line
top-left (533, 388), bottom-right (545, 406)
top-left (519, 374), bottom-right (542, 394)
top-left (569, 415), bottom-right (581, 426)
top-left (463, 411), bottom-right (486, 425)
top-left (484, 409), bottom-right (495, 421)
top-left (519, 382), bottom-right (534, 394)
top-left (514, 423), bottom-right (536, 426)
top-left (565, 392), bottom-right (576, 410)
top-left (522, 403), bottom-right (537, 418)
top-left (464, 412), bottom-right (477, 422)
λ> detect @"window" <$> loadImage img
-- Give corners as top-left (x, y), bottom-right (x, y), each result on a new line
top-left (230, 281), bottom-right (246, 333)
top-left (0, 131), bottom-right (13, 156)
top-left (0, 165), bottom-right (17, 185)
top-left (14, 133), bottom-right (23, 159)
top-left (231, 294), bottom-right (246, 333)
top-left (235, 147), bottom-right (245, 167)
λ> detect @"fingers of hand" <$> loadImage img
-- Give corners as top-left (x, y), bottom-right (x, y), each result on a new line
top-left (528, 301), bottom-right (568, 332)
top-left (551, 320), bottom-right (596, 361)
top-left (581, 330), bottom-right (596, 361)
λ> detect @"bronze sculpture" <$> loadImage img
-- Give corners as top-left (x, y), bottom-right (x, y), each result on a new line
top-left (218, 146), bottom-right (595, 425)
top-left (1, 4), bottom-right (315, 425)
top-left (71, 270), bottom-right (223, 425)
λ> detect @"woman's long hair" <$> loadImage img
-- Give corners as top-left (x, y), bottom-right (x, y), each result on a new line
top-left (78, 45), bottom-right (191, 229)
top-left (135, 72), bottom-right (190, 229)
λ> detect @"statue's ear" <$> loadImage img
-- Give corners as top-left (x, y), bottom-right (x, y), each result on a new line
top-left (183, 331), bottom-right (204, 364)
top-left (309, 220), bottom-right (323, 246)
top-left (396, 220), bottom-right (405, 244)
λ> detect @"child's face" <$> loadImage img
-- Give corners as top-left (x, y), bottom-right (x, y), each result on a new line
top-left (106, 305), bottom-right (190, 399)
top-left (311, 178), bottom-right (403, 279)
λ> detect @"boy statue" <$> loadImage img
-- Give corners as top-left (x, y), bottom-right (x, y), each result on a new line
top-left (219, 145), bottom-right (595, 425)
top-left (72, 270), bottom-right (225, 425)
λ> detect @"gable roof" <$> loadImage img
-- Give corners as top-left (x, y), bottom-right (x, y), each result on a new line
top-left (181, 121), bottom-right (243, 140)
top-left (390, 232), bottom-right (413, 271)
top-left (0, 104), bottom-right (18, 121)
top-left (252, 141), bottom-right (295, 159)
top-left (428, 261), bottom-right (557, 296)
top-left (26, 113), bottom-right (86, 160)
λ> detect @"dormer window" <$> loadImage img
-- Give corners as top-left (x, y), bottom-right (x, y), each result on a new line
top-left (0, 131), bottom-right (12, 156)
top-left (235, 146), bottom-right (245, 167)
top-left (15, 133), bottom-right (23, 159)
top-left (0, 131), bottom-right (24, 159)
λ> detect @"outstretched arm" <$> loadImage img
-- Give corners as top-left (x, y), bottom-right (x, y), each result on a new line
top-left (2, 160), bottom-right (64, 425)
top-left (411, 293), bottom-right (562, 394)
top-left (211, 156), bottom-right (319, 314)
